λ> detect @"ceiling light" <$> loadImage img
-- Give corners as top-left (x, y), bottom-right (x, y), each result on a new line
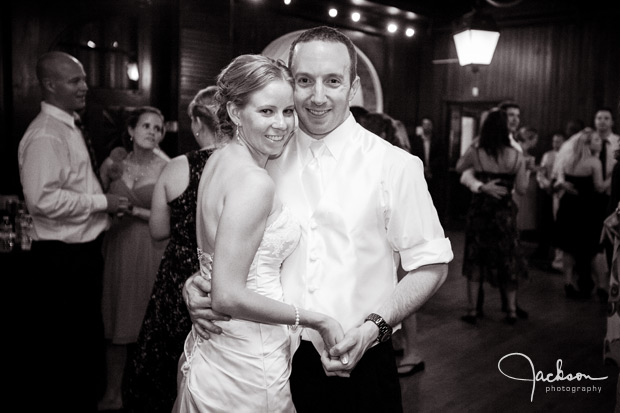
top-left (328, 8), bottom-right (338, 18)
top-left (351, 12), bottom-right (360, 22)
top-left (452, 10), bottom-right (500, 68)
top-left (283, 0), bottom-right (291, 5)
top-left (405, 27), bottom-right (415, 37)
top-left (387, 23), bottom-right (397, 33)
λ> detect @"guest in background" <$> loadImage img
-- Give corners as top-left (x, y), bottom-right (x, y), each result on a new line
top-left (123, 87), bottom-right (220, 413)
top-left (358, 111), bottom-right (425, 377)
top-left (554, 109), bottom-right (618, 193)
top-left (459, 101), bottom-right (528, 320)
top-left (18, 51), bottom-right (131, 412)
top-left (392, 118), bottom-right (412, 152)
top-left (358, 111), bottom-right (404, 147)
top-left (513, 125), bottom-right (539, 238)
top-left (515, 126), bottom-right (538, 172)
top-left (593, 108), bottom-right (619, 298)
top-left (554, 108), bottom-right (618, 299)
top-left (457, 108), bottom-right (529, 325)
top-left (603, 126), bottom-right (620, 365)
top-left (565, 118), bottom-right (585, 141)
top-left (554, 130), bottom-right (610, 299)
top-left (350, 105), bottom-right (369, 123)
top-left (409, 117), bottom-right (448, 221)
top-left (98, 106), bottom-right (169, 411)
top-left (502, 101), bottom-right (522, 139)
top-left (534, 132), bottom-right (566, 271)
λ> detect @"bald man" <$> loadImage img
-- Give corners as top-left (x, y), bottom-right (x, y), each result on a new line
top-left (18, 51), bottom-right (130, 412)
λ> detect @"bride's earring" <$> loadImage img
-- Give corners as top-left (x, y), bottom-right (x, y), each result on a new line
top-left (235, 124), bottom-right (244, 146)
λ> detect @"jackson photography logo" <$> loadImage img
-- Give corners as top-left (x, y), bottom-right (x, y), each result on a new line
top-left (497, 353), bottom-right (608, 402)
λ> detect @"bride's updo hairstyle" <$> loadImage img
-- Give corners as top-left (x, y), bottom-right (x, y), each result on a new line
top-left (214, 54), bottom-right (293, 140)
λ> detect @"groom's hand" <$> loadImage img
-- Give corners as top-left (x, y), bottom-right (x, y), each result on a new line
top-left (321, 322), bottom-right (376, 376)
top-left (183, 272), bottom-right (231, 340)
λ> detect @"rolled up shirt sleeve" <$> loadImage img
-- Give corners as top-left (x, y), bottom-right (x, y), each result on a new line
top-left (383, 154), bottom-right (453, 271)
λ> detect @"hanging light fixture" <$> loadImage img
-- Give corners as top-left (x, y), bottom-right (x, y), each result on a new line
top-left (452, 9), bottom-right (500, 69)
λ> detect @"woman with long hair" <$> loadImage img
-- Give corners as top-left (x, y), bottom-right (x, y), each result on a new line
top-left (457, 108), bottom-right (529, 325)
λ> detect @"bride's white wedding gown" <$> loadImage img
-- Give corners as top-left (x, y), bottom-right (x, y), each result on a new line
top-left (173, 206), bottom-right (300, 413)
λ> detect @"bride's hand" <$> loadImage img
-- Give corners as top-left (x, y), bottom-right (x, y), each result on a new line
top-left (315, 315), bottom-right (350, 377)
top-left (315, 315), bottom-right (345, 350)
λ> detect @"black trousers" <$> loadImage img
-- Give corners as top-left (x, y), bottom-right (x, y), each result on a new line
top-left (25, 237), bottom-right (105, 413)
top-left (291, 339), bottom-right (403, 413)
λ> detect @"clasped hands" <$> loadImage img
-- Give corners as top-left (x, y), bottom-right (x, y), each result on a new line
top-left (105, 194), bottom-right (133, 218)
top-left (183, 273), bottom-right (376, 378)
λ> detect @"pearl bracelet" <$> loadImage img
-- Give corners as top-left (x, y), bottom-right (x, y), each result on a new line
top-left (291, 304), bottom-right (300, 331)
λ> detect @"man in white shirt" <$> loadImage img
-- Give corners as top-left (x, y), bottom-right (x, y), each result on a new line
top-left (18, 51), bottom-right (130, 412)
top-left (184, 26), bottom-right (453, 412)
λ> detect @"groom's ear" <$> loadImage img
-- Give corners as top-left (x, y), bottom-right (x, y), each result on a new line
top-left (348, 75), bottom-right (360, 103)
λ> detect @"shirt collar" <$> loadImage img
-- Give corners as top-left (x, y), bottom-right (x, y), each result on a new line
top-left (41, 101), bottom-right (79, 129)
top-left (296, 112), bottom-right (356, 162)
top-left (594, 131), bottom-right (611, 143)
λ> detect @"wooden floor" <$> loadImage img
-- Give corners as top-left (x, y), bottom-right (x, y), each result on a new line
top-left (398, 230), bottom-right (619, 413)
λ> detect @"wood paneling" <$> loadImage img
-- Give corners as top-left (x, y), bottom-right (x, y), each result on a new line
top-left (177, 0), bottom-right (232, 155)
top-left (423, 14), bottom-right (620, 155)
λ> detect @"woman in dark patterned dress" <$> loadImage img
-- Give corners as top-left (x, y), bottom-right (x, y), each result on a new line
top-left (457, 109), bottom-right (529, 325)
top-left (123, 87), bottom-right (220, 413)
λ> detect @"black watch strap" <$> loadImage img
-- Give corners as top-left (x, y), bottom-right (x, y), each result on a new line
top-left (365, 313), bottom-right (393, 343)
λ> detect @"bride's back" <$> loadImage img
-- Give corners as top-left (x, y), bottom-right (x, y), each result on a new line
top-left (196, 142), bottom-right (269, 254)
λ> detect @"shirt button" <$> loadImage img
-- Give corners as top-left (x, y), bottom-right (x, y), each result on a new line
top-left (309, 252), bottom-right (318, 261)
top-left (309, 220), bottom-right (317, 229)
top-left (309, 285), bottom-right (318, 293)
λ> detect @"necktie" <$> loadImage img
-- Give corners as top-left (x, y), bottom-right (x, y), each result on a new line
top-left (302, 140), bottom-right (325, 210)
top-left (75, 116), bottom-right (102, 184)
top-left (600, 138), bottom-right (608, 179)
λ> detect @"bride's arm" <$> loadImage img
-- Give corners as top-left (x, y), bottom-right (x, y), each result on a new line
top-left (210, 172), bottom-right (343, 348)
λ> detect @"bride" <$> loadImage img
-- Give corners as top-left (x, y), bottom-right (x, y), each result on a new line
top-left (173, 54), bottom-right (345, 412)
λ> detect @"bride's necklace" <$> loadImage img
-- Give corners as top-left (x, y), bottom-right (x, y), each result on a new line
top-left (125, 151), bottom-right (155, 183)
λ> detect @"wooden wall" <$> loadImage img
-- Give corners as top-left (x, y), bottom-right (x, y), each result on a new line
top-left (1, 0), bottom-right (178, 195)
top-left (422, 10), bottom-right (620, 158)
top-left (2, 0), bottom-right (618, 204)
top-left (176, 0), bottom-right (232, 155)
top-left (174, 0), bottom-right (424, 154)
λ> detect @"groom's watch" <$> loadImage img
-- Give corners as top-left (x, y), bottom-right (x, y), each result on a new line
top-left (365, 313), bottom-right (392, 343)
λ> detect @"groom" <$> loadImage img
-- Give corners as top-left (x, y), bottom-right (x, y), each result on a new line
top-left (184, 26), bottom-right (453, 412)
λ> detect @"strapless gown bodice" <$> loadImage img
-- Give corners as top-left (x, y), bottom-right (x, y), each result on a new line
top-left (174, 206), bottom-right (301, 413)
